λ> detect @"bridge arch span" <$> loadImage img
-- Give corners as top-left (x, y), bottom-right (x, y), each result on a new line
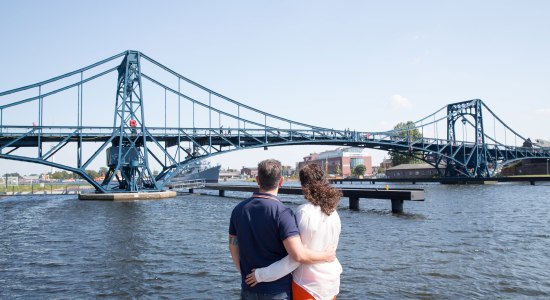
top-left (1, 51), bottom-right (549, 192)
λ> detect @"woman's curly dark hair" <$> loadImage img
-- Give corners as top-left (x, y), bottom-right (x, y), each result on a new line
top-left (299, 164), bottom-right (342, 215)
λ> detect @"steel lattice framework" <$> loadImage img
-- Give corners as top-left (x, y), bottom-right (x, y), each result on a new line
top-left (1, 50), bottom-right (549, 192)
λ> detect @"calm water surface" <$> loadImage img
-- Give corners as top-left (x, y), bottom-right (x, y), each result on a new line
top-left (1, 182), bottom-right (549, 299)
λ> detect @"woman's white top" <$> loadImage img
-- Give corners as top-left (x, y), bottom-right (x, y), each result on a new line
top-left (255, 202), bottom-right (342, 300)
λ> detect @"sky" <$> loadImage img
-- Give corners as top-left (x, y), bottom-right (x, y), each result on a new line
top-left (1, 0), bottom-right (550, 175)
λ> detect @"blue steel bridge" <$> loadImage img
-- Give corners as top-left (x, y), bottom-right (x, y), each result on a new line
top-left (1, 50), bottom-right (549, 193)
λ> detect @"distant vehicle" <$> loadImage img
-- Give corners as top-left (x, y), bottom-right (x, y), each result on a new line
top-left (534, 139), bottom-right (550, 149)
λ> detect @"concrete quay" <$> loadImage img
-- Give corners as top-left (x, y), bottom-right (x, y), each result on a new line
top-left (79, 190), bottom-right (177, 201)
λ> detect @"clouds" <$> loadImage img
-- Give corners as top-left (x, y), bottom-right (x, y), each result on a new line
top-left (391, 94), bottom-right (412, 110)
top-left (535, 108), bottom-right (550, 115)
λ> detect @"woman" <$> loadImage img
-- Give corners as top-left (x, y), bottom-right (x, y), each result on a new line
top-left (245, 163), bottom-right (343, 300)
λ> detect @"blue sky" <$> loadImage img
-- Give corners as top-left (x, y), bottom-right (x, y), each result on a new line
top-left (1, 1), bottom-right (550, 174)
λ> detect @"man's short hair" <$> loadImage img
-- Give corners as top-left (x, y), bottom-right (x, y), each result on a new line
top-left (257, 159), bottom-right (282, 190)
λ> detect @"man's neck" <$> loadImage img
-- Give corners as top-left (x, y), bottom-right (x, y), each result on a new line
top-left (259, 187), bottom-right (279, 196)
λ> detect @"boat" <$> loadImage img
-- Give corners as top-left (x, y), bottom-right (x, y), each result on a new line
top-left (173, 161), bottom-right (220, 183)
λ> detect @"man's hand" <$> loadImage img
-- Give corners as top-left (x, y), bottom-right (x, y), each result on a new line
top-left (245, 268), bottom-right (259, 287)
top-left (324, 245), bottom-right (337, 263)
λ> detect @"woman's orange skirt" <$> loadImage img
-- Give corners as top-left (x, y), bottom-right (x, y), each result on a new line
top-left (292, 280), bottom-right (336, 300)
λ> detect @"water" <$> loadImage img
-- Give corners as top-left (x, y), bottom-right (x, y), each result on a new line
top-left (1, 182), bottom-right (549, 299)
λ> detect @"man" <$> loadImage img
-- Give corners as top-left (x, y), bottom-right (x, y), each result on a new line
top-left (229, 159), bottom-right (335, 299)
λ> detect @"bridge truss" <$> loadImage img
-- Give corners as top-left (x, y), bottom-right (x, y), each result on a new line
top-left (1, 50), bottom-right (549, 192)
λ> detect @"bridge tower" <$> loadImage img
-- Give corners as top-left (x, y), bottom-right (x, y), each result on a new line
top-left (445, 99), bottom-right (490, 177)
top-left (101, 51), bottom-right (159, 192)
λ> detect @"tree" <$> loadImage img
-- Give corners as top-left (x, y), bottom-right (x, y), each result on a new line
top-left (85, 170), bottom-right (100, 179)
top-left (3, 172), bottom-right (21, 178)
top-left (50, 171), bottom-right (74, 180)
top-left (389, 121), bottom-right (423, 166)
top-left (352, 164), bottom-right (366, 177)
top-left (99, 167), bottom-right (109, 176)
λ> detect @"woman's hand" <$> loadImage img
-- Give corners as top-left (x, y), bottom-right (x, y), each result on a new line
top-left (245, 269), bottom-right (258, 287)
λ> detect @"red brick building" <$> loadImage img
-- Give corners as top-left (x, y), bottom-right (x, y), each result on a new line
top-left (240, 167), bottom-right (258, 177)
top-left (297, 147), bottom-right (372, 178)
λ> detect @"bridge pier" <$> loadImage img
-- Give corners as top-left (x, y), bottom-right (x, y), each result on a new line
top-left (349, 196), bottom-right (360, 210)
top-left (391, 199), bottom-right (404, 213)
top-left (349, 196), bottom-right (403, 213)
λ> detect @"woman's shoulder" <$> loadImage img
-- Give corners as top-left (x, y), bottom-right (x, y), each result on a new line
top-left (296, 202), bottom-right (323, 218)
top-left (297, 202), bottom-right (317, 211)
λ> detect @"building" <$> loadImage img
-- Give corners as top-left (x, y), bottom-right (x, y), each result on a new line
top-left (500, 159), bottom-right (550, 176)
top-left (241, 167), bottom-right (258, 178)
top-left (385, 163), bottom-right (438, 179)
top-left (297, 147), bottom-right (372, 178)
top-left (0, 176), bottom-right (19, 186)
top-left (380, 158), bottom-right (393, 171)
top-left (220, 169), bottom-right (241, 180)
top-left (19, 175), bottom-right (40, 184)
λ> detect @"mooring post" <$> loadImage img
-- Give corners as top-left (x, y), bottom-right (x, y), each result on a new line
top-left (219, 190), bottom-right (225, 197)
top-left (349, 196), bottom-right (360, 210)
top-left (391, 199), bottom-right (403, 213)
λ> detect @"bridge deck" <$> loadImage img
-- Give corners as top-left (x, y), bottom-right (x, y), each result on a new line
top-left (197, 184), bottom-right (424, 213)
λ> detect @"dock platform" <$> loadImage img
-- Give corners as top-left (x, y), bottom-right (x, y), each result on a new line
top-left (198, 184), bottom-right (424, 213)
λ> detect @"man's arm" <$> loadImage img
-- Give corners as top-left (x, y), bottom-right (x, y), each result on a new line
top-left (246, 255), bottom-right (300, 286)
top-left (283, 235), bottom-right (335, 264)
top-left (228, 234), bottom-right (241, 272)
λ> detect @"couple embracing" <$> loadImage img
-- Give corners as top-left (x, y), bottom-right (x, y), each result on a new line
top-left (229, 159), bottom-right (343, 300)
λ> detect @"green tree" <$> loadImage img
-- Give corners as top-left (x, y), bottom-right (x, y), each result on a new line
top-left (50, 171), bottom-right (74, 180)
top-left (389, 121), bottom-right (423, 166)
top-left (3, 172), bottom-right (21, 178)
top-left (85, 170), bottom-right (99, 179)
top-left (352, 164), bottom-right (366, 177)
top-left (99, 167), bottom-right (109, 176)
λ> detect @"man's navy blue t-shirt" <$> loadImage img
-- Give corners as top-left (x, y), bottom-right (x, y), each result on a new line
top-left (229, 192), bottom-right (299, 294)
